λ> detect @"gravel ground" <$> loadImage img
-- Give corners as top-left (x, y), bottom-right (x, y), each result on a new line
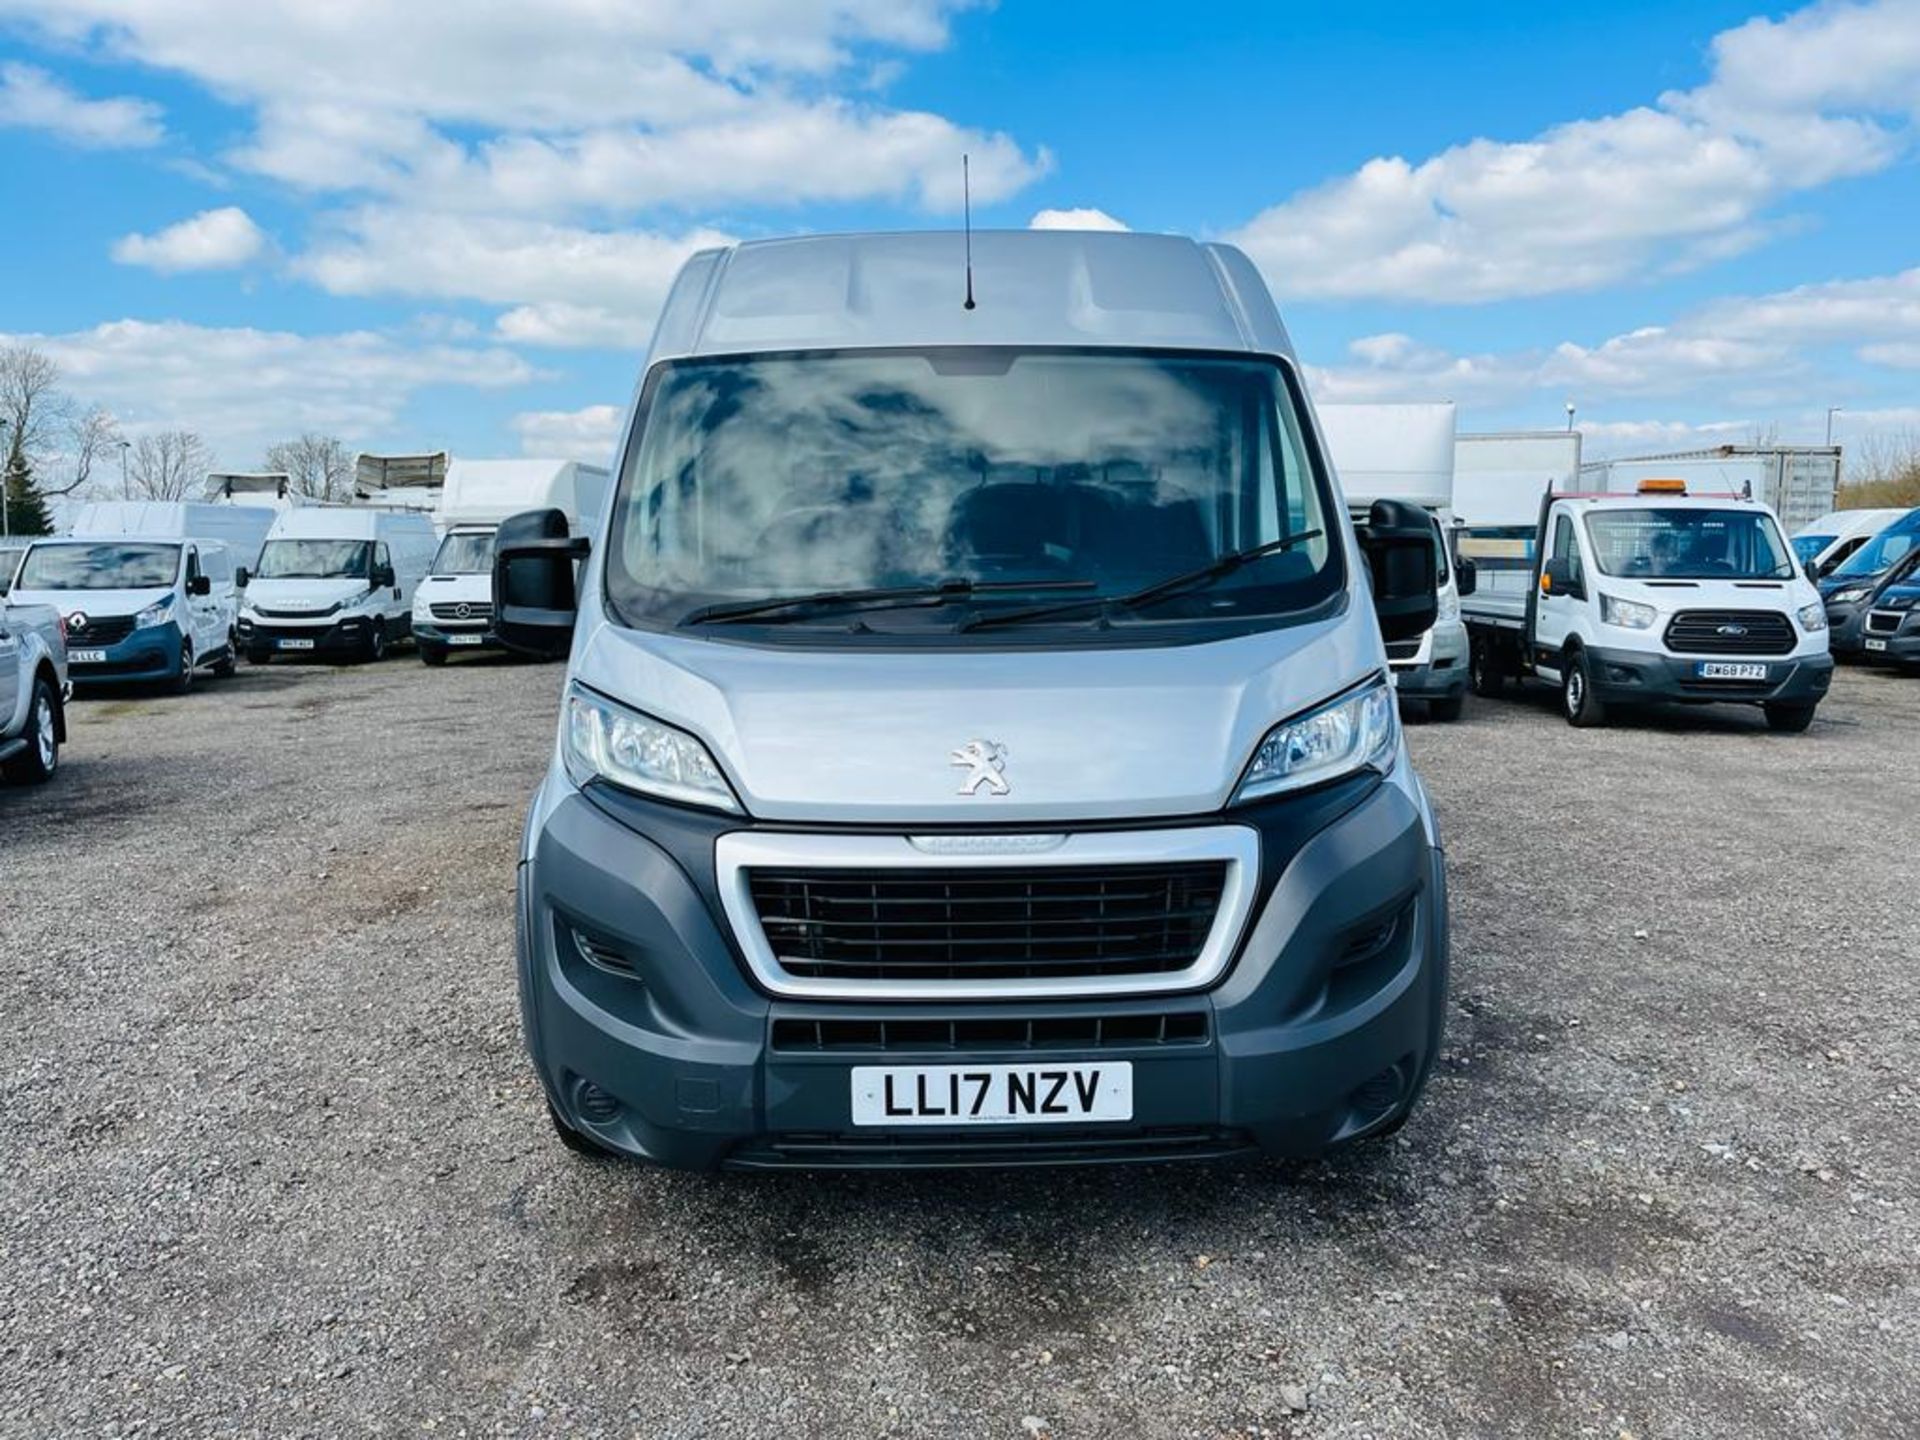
top-left (2, 653), bottom-right (1916, 1438)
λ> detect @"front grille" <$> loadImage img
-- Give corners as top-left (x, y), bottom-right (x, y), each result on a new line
top-left (430, 601), bottom-right (492, 621)
top-left (1866, 610), bottom-right (1905, 635)
top-left (1663, 609), bottom-right (1796, 656)
top-left (64, 615), bottom-right (136, 646)
top-left (747, 862), bottom-right (1228, 983)
top-left (726, 1126), bottom-right (1254, 1170)
top-left (770, 1011), bottom-right (1209, 1053)
top-left (1384, 639), bottom-right (1421, 662)
top-left (254, 605), bottom-right (339, 619)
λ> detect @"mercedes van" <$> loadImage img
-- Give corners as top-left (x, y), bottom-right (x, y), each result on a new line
top-left (494, 230), bottom-right (1443, 1170)
top-left (239, 508), bottom-right (437, 662)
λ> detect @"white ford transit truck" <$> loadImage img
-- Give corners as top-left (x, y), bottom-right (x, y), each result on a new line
top-left (493, 230), bottom-right (1444, 1170)
top-left (1462, 481), bottom-right (1832, 729)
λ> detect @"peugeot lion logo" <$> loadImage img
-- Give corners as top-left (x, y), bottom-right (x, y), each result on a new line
top-left (950, 739), bottom-right (1010, 797)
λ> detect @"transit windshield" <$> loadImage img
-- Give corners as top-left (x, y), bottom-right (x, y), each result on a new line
top-left (16, 542), bottom-right (179, 590)
top-left (604, 348), bottom-right (1340, 639)
top-left (1582, 508), bottom-right (1795, 581)
top-left (255, 539), bottom-right (373, 580)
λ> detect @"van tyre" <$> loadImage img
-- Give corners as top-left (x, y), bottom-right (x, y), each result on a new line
top-left (1428, 693), bottom-right (1465, 723)
top-left (419, 643), bottom-right (448, 667)
top-left (246, 646), bottom-right (272, 665)
top-left (1764, 701), bottom-right (1817, 733)
top-left (365, 619), bottom-right (387, 663)
top-left (3, 675), bottom-right (59, 783)
top-left (1469, 634), bottom-right (1504, 697)
top-left (547, 1101), bottom-right (621, 1159)
top-left (212, 633), bottom-right (237, 678)
top-left (172, 641), bottom-right (194, 695)
top-left (1562, 647), bottom-right (1607, 727)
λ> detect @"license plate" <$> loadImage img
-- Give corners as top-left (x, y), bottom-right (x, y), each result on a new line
top-left (447, 633), bottom-right (483, 646)
top-left (1696, 661), bottom-right (1768, 680)
top-left (277, 638), bottom-right (316, 651)
top-left (850, 1063), bottom-right (1132, 1127)
top-left (1866, 639), bottom-right (1888, 652)
top-left (69, 648), bottom-right (106, 664)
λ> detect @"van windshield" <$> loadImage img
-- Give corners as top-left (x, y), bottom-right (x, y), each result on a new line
top-left (17, 542), bottom-right (179, 590)
top-left (256, 539), bottom-right (372, 580)
top-left (432, 531), bottom-right (496, 575)
top-left (1830, 517), bottom-right (1919, 578)
top-left (1791, 534), bottom-right (1833, 564)
top-left (604, 348), bottom-right (1340, 638)
top-left (1583, 508), bottom-right (1795, 580)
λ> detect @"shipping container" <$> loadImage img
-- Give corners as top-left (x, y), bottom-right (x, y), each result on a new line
top-left (1576, 446), bottom-right (1839, 533)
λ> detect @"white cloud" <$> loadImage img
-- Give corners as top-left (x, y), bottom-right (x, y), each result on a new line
top-left (1029, 207), bottom-right (1130, 232)
top-left (511, 405), bottom-right (625, 463)
top-left (5, 319), bottom-right (538, 466)
top-left (1229, 0), bottom-right (1920, 301)
top-left (111, 206), bottom-right (268, 272)
top-left (0, 60), bottom-right (162, 148)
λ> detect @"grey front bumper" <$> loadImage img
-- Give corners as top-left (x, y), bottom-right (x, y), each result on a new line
top-left (1583, 645), bottom-right (1834, 706)
top-left (516, 776), bottom-right (1448, 1170)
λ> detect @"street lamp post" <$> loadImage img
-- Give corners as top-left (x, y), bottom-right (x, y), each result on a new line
top-left (1, 417), bottom-right (11, 537)
top-left (1826, 407), bottom-right (1841, 447)
top-left (1565, 401), bottom-right (1576, 433)
top-left (117, 438), bottom-right (131, 492)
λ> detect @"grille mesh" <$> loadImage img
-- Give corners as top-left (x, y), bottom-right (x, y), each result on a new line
top-left (430, 601), bottom-right (492, 620)
top-left (748, 862), bottom-right (1228, 983)
top-left (1663, 609), bottom-right (1796, 656)
top-left (65, 615), bottom-right (136, 645)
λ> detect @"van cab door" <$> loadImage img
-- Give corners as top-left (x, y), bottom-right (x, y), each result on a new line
top-left (183, 547), bottom-right (222, 658)
top-left (374, 541), bottom-right (400, 616)
top-left (1534, 510), bottom-right (1587, 657)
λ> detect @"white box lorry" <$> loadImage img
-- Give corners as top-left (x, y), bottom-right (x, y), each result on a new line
top-left (1318, 403), bottom-right (1471, 720)
top-left (1461, 480), bottom-right (1832, 730)
top-left (412, 459), bottom-right (609, 665)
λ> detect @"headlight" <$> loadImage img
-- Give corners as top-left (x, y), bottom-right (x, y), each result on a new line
top-left (1234, 674), bottom-right (1398, 804)
top-left (563, 685), bottom-right (741, 813)
top-left (1828, 587), bottom-right (1870, 604)
top-left (1797, 602), bottom-right (1828, 632)
top-left (1600, 593), bottom-right (1656, 630)
top-left (134, 596), bottom-right (176, 629)
top-left (1435, 588), bottom-right (1460, 623)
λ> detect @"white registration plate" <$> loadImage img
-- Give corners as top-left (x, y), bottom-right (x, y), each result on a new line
top-left (447, 633), bottom-right (483, 646)
top-left (69, 648), bottom-right (107, 664)
top-left (851, 1062), bottom-right (1132, 1127)
top-left (1866, 638), bottom-right (1888, 652)
top-left (277, 637), bottom-right (316, 651)
top-left (1696, 661), bottom-right (1768, 680)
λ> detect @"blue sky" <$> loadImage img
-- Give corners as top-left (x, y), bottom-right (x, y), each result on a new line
top-left (2, 0), bottom-right (1918, 481)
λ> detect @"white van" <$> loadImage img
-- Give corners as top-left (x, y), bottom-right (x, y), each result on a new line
top-left (11, 534), bottom-right (243, 690)
top-left (238, 508), bottom-right (438, 663)
top-left (1792, 508), bottom-right (1908, 579)
top-left (491, 229), bottom-right (1447, 1171)
top-left (413, 459), bottom-right (609, 665)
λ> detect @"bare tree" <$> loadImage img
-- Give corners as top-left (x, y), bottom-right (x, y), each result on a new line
top-left (126, 430), bottom-right (213, 501)
top-left (1, 343), bottom-right (69, 476)
top-left (263, 432), bottom-right (354, 502)
top-left (1839, 429), bottom-right (1920, 508)
top-left (39, 405), bottom-right (123, 499)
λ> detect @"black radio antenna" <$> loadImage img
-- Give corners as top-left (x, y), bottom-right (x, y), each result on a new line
top-left (962, 152), bottom-right (976, 310)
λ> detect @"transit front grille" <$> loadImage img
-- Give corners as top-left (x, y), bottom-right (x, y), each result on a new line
top-left (63, 614), bottom-right (136, 646)
top-left (1866, 610), bottom-right (1905, 635)
top-left (770, 1011), bottom-right (1209, 1053)
top-left (1663, 609), bottom-right (1796, 656)
top-left (430, 601), bottom-right (492, 621)
top-left (747, 862), bottom-right (1229, 983)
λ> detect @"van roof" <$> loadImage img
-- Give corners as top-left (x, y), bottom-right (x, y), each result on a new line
top-left (646, 230), bottom-right (1295, 365)
top-left (265, 507), bottom-right (436, 540)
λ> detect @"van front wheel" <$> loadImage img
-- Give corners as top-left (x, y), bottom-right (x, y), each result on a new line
top-left (171, 641), bottom-right (194, 695)
top-left (365, 619), bottom-right (387, 663)
top-left (1763, 701), bottom-right (1817, 733)
top-left (1563, 649), bottom-right (1607, 727)
top-left (1469, 635), bottom-right (1505, 697)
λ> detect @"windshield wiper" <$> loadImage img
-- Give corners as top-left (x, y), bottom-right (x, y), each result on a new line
top-left (962, 530), bottom-right (1326, 633)
top-left (683, 577), bottom-right (1097, 627)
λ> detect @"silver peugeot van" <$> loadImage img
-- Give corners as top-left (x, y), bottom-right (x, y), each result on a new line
top-left (497, 230), bottom-right (1443, 1170)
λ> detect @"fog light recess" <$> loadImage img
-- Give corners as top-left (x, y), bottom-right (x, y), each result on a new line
top-left (572, 1079), bottom-right (622, 1124)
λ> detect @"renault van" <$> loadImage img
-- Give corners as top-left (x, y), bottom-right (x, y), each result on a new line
top-left (239, 508), bottom-right (437, 662)
top-left (494, 230), bottom-right (1443, 1170)
top-left (11, 535), bottom-right (242, 690)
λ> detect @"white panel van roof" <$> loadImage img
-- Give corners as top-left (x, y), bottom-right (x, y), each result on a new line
top-left (645, 231), bottom-right (1296, 365)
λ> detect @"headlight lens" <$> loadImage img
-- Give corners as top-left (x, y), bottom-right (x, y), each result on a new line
top-left (134, 596), bottom-right (175, 629)
top-left (1235, 674), bottom-right (1398, 804)
top-left (1828, 587), bottom-right (1870, 604)
top-left (1797, 601), bottom-right (1828, 632)
top-left (1600, 593), bottom-right (1656, 630)
top-left (563, 685), bottom-right (741, 813)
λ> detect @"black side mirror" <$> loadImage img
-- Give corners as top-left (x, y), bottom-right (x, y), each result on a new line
top-left (374, 563), bottom-right (397, 589)
top-left (1356, 500), bottom-right (1439, 644)
top-left (1542, 557), bottom-right (1585, 601)
top-left (235, 567), bottom-right (250, 589)
top-left (494, 507), bottom-right (589, 659)
top-left (1455, 554), bottom-right (1478, 598)
top-left (1807, 560), bottom-right (1825, 582)
top-left (186, 574), bottom-right (211, 597)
